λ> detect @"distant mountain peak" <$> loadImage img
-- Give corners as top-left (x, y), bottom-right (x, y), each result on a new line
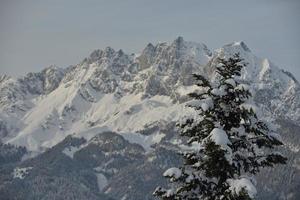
top-left (104, 46), bottom-right (115, 57)
top-left (222, 41), bottom-right (251, 53)
top-left (172, 36), bottom-right (184, 47)
top-left (142, 43), bottom-right (155, 54)
top-left (0, 74), bottom-right (12, 83)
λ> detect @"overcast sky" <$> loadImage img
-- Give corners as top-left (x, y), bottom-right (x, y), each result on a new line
top-left (0, 0), bottom-right (300, 80)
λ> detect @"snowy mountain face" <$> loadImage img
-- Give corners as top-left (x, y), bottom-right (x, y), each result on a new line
top-left (0, 66), bottom-right (65, 138)
top-left (0, 37), bottom-right (299, 199)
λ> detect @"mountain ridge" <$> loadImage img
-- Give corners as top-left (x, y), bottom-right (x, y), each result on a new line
top-left (0, 37), bottom-right (299, 199)
top-left (0, 37), bottom-right (299, 152)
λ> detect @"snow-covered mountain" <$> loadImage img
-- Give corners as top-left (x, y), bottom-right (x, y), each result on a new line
top-left (0, 37), bottom-right (299, 199)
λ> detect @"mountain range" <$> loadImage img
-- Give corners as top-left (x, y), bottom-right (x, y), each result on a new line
top-left (0, 37), bottom-right (299, 200)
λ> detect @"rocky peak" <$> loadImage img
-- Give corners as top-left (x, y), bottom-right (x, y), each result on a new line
top-left (169, 37), bottom-right (212, 64)
top-left (171, 36), bottom-right (184, 49)
top-left (88, 49), bottom-right (103, 63)
top-left (85, 47), bottom-right (119, 64)
top-left (103, 46), bottom-right (115, 58)
top-left (221, 41), bottom-right (251, 53)
top-left (0, 75), bottom-right (13, 84)
top-left (143, 43), bottom-right (155, 53)
top-left (216, 41), bottom-right (250, 58)
top-left (136, 43), bottom-right (156, 70)
top-left (239, 41), bottom-right (251, 52)
top-left (141, 43), bottom-right (155, 59)
top-left (137, 37), bottom-right (212, 72)
top-left (19, 65), bottom-right (65, 95)
top-left (41, 65), bottom-right (65, 93)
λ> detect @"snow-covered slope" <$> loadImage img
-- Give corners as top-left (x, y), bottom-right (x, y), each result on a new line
top-left (0, 66), bottom-right (65, 139)
top-left (0, 37), bottom-right (299, 154)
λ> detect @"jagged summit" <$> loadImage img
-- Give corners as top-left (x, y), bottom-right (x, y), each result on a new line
top-left (0, 74), bottom-right (12, 83)
top-left (141, 43), bottom-right (155, 56)
top-left (172, 36), bottom-right (184, 47)
top-left (223, 41), bottom-right (251, 52)
top-left (85, 47), bottom-right (118, 63)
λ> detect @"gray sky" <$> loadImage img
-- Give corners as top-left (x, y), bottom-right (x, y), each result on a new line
top-left (1, 0), bottom-right (300, 80)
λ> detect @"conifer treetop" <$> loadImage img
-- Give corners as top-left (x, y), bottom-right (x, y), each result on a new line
top-left (154, 53), bottom-right (287, 200)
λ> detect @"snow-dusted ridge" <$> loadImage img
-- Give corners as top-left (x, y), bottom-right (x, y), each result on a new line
top-left (0, 37), bottom-right (299, 155)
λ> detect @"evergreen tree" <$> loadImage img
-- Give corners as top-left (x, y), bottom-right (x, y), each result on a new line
top-left (154, 53), bottom-right (287, 200)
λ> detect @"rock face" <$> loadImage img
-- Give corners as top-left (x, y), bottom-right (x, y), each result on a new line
top-left (0, 37), bottom-right (299, 199)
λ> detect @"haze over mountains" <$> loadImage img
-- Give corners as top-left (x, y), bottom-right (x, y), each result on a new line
top-left (0, 37), bottom-right (299, 199)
